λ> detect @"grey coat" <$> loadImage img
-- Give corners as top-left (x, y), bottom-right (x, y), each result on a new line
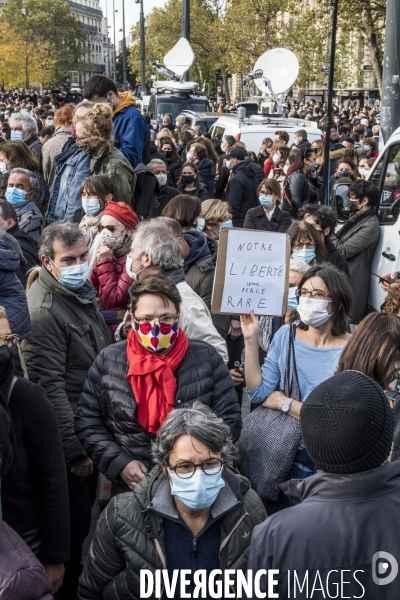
top-left (331, 208), bottom-right (379, 324)
top-left (41, 126), bottom-right (71, 189)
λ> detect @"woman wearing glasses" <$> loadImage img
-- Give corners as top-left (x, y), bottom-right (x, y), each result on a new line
top-left (0, 306), bottom-right (69, 594)
top-left (241, 264), bottom-right (352, 513)
top-left (89, 201), bottom-right (138, 337)
top-left (75, 275), bottom-right (241, 496)
top-left (79, 404), bottom-right (264, 600)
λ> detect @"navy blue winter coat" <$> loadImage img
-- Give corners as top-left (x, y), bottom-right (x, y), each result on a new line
top-left (0, 239), bottom-right (32, 340)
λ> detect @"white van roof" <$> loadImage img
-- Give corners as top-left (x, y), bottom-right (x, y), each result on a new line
top-left (212, 114), bottom-right (321, 133)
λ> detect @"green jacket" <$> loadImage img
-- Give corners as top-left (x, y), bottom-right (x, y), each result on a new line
top-left (21, 266), bottom-right (110, 466)
top-left (78, 467), bottom-right (266, 600)
top-left (90, 143), bottom-right (137, 206)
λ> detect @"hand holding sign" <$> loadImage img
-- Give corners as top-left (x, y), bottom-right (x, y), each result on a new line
top-left (212, 228), bottom-right (290, 316)
top-left (240, 310), bottom-right (259, 341)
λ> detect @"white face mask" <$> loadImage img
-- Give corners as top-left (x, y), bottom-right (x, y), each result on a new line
top-left (126, 255), bottom-right (145, 280)
top-left (297, 296), bottom-right (333, 328)
top-left (272, 153), bottom-right (279, 164)
top-left (156, 173), bottom-right (168, 187)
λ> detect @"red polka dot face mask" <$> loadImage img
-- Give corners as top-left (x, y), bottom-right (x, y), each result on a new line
top-left (133, 318), bottom-right (179, 353)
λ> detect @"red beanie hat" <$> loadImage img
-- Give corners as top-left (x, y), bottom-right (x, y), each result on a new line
top-left (103, 201), bottom-right (139, 230)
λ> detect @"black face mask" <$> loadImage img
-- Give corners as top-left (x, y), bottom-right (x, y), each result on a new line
top-left (337, 170), bottom-right (352, 179)
top-left (349, 201), bottom-right (360, 213)
top-left (0, 344), bottom-right (13, 384)
top-left (182, 174), bottom-right (195, 184)
top-left (163, 150), bottom-right (173, 159)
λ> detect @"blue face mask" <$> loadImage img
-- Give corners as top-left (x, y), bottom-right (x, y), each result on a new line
top-left (220, 220), bottom-right (233, 229)
top-left (291, 248), bottom-right (316, 264)
top-left (11, 130), bottom-right (23, 141)
top-left (259, 194), bottom-right (273, 207)
top-left (82, 197), bottom-right (101, 216)
top-left (5, 187), bottom-right (28, 207)
top-left (287, 287), bottom-right (298, 311)
top-left (169, 468), bottom-right (225, 510)
top-left (51, 260), bottom-right (89, 291)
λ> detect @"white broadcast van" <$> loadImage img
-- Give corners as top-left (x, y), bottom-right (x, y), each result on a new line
top-left (366, 127), bottom-right (400, 311)
top-left (209, 115), bottom-right (324, 155)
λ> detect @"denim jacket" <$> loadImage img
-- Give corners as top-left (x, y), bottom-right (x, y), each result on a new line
top-left (46, 146), bottom-right (91, 223)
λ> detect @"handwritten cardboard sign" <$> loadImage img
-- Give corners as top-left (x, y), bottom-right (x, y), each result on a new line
top-left (211, 228), bottom-right (290, 316)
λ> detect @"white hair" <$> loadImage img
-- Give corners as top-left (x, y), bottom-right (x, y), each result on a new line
top-left (132, 220), bottom-right (183, 270)
top-left (10, 168), bottom-right (38, 190)
top-left (289, 258), bottom-right (310, 274)
top-left (9, 110), bottom-right (38, 135)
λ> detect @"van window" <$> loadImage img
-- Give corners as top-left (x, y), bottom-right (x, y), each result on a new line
top-left (211, 126), bottom-right (225, 140)
top-left (374, 143), bottom-right (400, 225)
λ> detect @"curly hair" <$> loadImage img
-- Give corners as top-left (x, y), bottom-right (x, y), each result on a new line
top-left (80, 102), bottom-right (113, 142)
top-left (55, 103), bottom-right (76, 127)
top-left (382, 286), bottom-right (400, 316)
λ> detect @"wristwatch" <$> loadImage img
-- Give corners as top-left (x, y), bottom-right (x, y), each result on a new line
top-left (281, 398), bottom-right (293, 413)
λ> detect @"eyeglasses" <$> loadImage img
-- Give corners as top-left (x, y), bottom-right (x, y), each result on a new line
top-left (0, 333), bottom-right (19, 348)
top-left (296, 289), bottom-right (332, 300)
top-left (168, 458), bottom-right (225, 479)
top-left (98, 224), bottom-right (123, 233)
top-left (133, 315), bottom-right (178, 326)
top-left (292, 242), bottom-right (315, 250)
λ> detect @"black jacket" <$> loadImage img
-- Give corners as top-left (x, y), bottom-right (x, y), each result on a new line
top-left (196, 157), bottom-right (216, 197)
top-left (248, 461), bottom-right (400, 599)
top-left (79, 467), bottom-right (266, 600)
top-left (227, 161), bottom-right (259, 227)
top-left (133, 162), bottom-right (158, 219)
top-left (1, 377), bottom-right (69, 565)
top-left (7, 223), bottom-right (40, 286)
top-left (247, 159), bottom-right (264, 183)
top-left (166, 157), bottom-right (183, 187)
top-left (243, 205), bottom-right (292, 232)
top-left (282, 170), bottom-right (318, 217)
top-left (25, 133), bottom-right (42, 161)
top-left (74, 339), bottom-right (242, 484)
top-left (155, 184), bottom-right (180, 216)
top-left (177, 182), bottom-right (210, 201)
top-left (325, 237), bottom-right (349, 276)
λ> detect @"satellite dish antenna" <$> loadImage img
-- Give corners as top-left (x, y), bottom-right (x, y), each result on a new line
top-left (253, 48), bottom-right (299, 95)
top-left (164, 37), bottom-right (195, 80)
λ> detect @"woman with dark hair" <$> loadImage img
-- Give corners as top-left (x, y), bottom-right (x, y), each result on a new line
top-left (282, 147), bottom-right (319, 218)
top-left (177, 130), bottom-right (193, 162)
top-left (287, 220), bottom-right (326, 264)
top-left (241, 263), bottom-right (352, 512)
top-left (161, 194), bottom-right (202, 231)
top-left (78, 175), bottom-right (115, 269)
top-left (263, 140), bottom-right (286, 178)
top-left (176, 162), bottom-right (209, 200)
top-left (244, 178), bottom-right (291, 232)
top-left (257, 137), bottom-right (273, 167)
top-left (268, 146), bottom-right (290, 186)
top-left (160, 137), bottom-right (183, 187)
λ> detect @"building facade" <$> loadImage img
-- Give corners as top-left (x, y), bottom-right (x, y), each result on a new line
top-left (68, 0), bottom-right (106, 87)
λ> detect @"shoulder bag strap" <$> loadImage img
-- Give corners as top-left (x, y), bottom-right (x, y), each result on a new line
top-left (289, 325), bottom-right (302, 402)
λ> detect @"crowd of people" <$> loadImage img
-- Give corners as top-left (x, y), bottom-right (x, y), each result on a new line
top-left (1, 78), bottom-right (400, 600)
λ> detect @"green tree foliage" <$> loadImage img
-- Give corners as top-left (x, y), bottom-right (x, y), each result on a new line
top-left (0, 0), bottom-right (86, 88)
top-left (128, 0), bottom-right (386, 96)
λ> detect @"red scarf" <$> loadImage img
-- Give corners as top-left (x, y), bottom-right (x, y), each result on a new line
top-left (126, 328), bottom-right (189, 433)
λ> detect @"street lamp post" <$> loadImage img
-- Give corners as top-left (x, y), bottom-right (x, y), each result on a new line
top-left (113, 3), bottom-right (117, 81)
top-left (135, 0), bottom-right (146, 95)
top-left (381, 0), bottom-right (400, 144)
top-left (122, 0), bottom-right (127, 90)
top-left (182, 0), bottom-right (190, 82)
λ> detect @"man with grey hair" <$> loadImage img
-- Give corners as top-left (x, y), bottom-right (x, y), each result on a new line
top-left (5, 168), bottom-right (44, 244)
top-left (21, 222), bottom-right (110, 599)
top-left (126, 219), bottom-right (229, 363)
top-left (9, 110), bottom-right (42, 160)
top-left (147, 158), bottom-right (179, 216)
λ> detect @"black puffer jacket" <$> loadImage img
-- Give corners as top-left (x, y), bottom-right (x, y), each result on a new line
top-left (282, 170), bottom-right (318, 218)
top-left (227, 161), bottom-right (259, 227)
top-left (78, 467), bottom-right (266, 600)
top-left (74, 339), bottom-right (241, 484)
top-left (196, 157), bottom-right (216, 197)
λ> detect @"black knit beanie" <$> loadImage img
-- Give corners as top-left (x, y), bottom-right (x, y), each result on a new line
top-left (301, 371), bottom-right (394, 474)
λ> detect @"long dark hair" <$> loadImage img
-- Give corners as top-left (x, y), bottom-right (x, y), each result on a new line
top-left (160, 137), bottom-right (178, 162)
top-left (285, 147), bottom-right (315, 179)
top-left (297, 263), bottom-right (353, 336)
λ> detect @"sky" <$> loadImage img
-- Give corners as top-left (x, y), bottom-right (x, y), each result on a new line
top-left (99, 0), bottom-right (166, 49)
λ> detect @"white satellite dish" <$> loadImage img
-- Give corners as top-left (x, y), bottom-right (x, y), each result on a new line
top-left (253, 48), bottom-right (299, 95)
top-left (164, 38), bottom-right (195, 79)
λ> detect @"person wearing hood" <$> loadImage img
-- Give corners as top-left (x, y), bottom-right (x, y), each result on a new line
top-left (189, 143), bottom-right (216, 197)
top-left (83, 75), bottom-right (147, 168)
top-left (90, 201), bottom-right (139, 336)
top-left (159, 137), bottom-right (183, 187)
top-left (248, 371), bottom-right (400, 599)
top-left (0, 199), bottom-right (39, 285)
top-left (226, 147), bottom-right (259, 227)
top-left (147, 159), bottom-right (179, 215)
top-left (78, 403), bottom-right (263, 600)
